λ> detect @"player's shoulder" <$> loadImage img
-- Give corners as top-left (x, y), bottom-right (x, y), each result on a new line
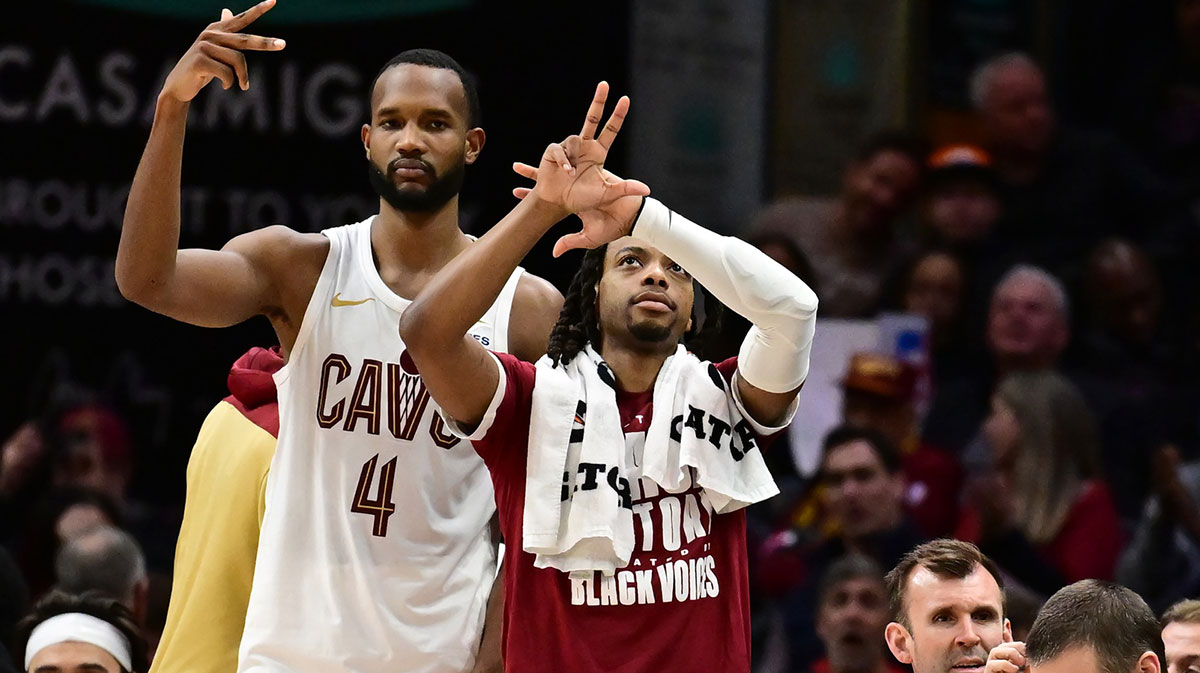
top-left (513, 272), bottom-right (563, 319)
top-left (226, 225), bottom-right (329, 270)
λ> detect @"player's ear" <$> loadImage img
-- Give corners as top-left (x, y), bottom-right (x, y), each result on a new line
top-left (1135, 651), bottom-right (1161, 673)
top-left (465, 128), bottom-right (485, 164)
top-left (885, 622), bottom-right (914, 665)
top-left (362, 123), bottom-right (371, 159)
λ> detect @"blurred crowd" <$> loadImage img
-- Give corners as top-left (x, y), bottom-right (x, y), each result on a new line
top-left (4, 35), bottom-right (1200, 673)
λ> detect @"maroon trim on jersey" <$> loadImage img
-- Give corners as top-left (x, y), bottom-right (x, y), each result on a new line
top-left (224, 346), bottom-right (283, 438)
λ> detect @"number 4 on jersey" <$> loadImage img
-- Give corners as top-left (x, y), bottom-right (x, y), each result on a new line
top-left (352, 454), bottom-right (397, 537)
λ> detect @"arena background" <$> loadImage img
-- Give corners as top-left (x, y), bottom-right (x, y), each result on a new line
top-left (0, 0), bottom-right (1186, 540)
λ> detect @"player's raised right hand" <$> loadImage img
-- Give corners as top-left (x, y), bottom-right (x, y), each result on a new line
top-left (161, 0), bottom-right (285, 102)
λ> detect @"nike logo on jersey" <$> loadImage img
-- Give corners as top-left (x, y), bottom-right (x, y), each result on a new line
top-left (331, 293), bottom-right (376, 307)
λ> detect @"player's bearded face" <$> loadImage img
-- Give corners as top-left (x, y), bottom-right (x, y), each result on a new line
top-left (367, 148), bottom-right (466, 213)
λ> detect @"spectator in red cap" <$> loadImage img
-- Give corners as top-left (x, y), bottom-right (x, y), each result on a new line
top-left (922, 145), bottom-right (1002, 251)
top-left (840, 352), bottom-right (963, 538)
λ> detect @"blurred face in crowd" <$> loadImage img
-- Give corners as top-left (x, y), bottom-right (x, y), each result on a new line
top-left (886, 565), bottom-right (1010, 673)
top-left (843, 150), bottom-right (922, 236)
top-left (1163, 620), bottom-right (1200, 673)
top-left (982, 395), bottom-right (1022, 470)
top-left (980, 62), bottom-right (1054, 159)
top-left (822, 439), bottom-right (904, 538)
top-left (27, 641), bottom-right (123, 673)
top-left (1088, 245), bottom-right (1162, 347)
top-left (986, 274), bottom-right (1068, 370)
top-left (818, 575), bottom-right (891, 673)
top-left (842, 391), bottom-right (914, 453)
top-left (925, 180), bottom-right (1000, 244)
top-left (51, 407), bottom-right (131, 506)
top-left (905, 252), bottom-right (965, 342)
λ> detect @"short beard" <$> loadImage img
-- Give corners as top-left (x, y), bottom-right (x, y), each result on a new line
top-left (367, 157), bottom-right (465, 213)
top-left (628, 321), bottom-right (673, 343)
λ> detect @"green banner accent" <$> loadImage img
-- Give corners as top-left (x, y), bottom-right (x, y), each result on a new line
top-left (74, 0), bottom-right (474, 23)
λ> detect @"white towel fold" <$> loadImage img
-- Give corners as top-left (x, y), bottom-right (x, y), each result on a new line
top-left (524, 345), bottom-right (780, 577)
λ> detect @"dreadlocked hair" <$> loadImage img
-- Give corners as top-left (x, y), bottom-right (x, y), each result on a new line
top-left (546, 244), bottom-right (727, 367)
top-left (547, 246), bottom-right (607, 367)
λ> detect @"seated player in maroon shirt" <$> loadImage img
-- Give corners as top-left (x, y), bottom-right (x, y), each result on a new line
top-left (400, 83), bottom-right (819, 673)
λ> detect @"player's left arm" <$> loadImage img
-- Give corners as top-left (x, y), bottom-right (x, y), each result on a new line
top-left (508, 275), bottom-right (564, 363)
top-left (628, 198), bottom-right (818, 426)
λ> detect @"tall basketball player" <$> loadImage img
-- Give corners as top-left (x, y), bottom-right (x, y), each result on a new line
top-left (116, 2), bottom-right (562, 671)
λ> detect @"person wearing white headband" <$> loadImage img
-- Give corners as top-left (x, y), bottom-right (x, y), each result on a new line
top-left (15, 591), bottom-right (147, 673)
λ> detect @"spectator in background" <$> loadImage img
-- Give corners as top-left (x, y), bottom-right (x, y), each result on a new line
top-left (923, 265), bottom-right (1070, 455)
top-left (808, 555), bottom-right (906, 673)
top-left (896, 250), bottom-right (979, 384)
top-left (957, 370), bottom-right (1123, 595)
top-left (150, 346), bottom-right (282, 673)
top-left (970, 53), bottom-right (1169, 281)
top-left (839, 353), bottom-right (962, 538)
top-left (50, 405), bottom-right (133, 510)
top-left (918, 145), bottom-right (1014, 340)
top-left (884, 539), bottom-right (1010, 673)
top-left (55, 527), bottom-right (149, 630)
top-left (754, 132), bottom-right (926, 317)
top-left (1161, 599), bottom-right (1200, 673)
top-left (1117, 444), bottom-right (1200, 614)
top-left (16, 489), bottom-right (122, 597)
top-left (764, 426), bottom-right (926, 672)
top-left (985, 580), bottom-right (1164, 673)
top-left (921, 145), bottom-right (1003, 252)
top-left (13, 590), bottom-right (149, 673)
top-left (1074, 239), bottom-right (1192, 520)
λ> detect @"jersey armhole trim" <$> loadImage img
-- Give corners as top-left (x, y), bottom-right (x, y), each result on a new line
top-left (274, 232), bottom-right (340, 386)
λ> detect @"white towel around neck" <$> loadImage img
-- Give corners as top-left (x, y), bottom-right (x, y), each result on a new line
top-left (523, 344), bottom-right (780, 576)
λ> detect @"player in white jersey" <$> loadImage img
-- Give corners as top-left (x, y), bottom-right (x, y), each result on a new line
top-left (116, 3), bottom-right (563, 671)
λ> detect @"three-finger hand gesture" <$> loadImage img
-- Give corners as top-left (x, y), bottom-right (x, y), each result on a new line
top-left (162, 0), bottom-right (285, 102)
top-left (515, 82), bottom-right (649, 255)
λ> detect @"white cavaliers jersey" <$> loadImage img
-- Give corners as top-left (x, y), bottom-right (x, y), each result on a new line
top-left (239, 217), bottom-right (521, 673)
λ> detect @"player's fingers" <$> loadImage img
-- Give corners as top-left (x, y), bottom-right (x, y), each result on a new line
top-left (221, 7), bottom-right (234, 20)
top-left (195, 57), bottom-right (237, 91)
top-left (207, 30), bottom-right (286, 51)
top-left (562, 135), bottom-right (583, 165)
top-left (512, 162), bottom-right (538, 180)
top-left (579, 81), bottom-right (609, 140)
top-left (199, 41), bottom-right (250, 90)
top-left (611, 178), bottom-right (651, 197)
top-left (223, 0), bottom-right (276, 32)
top-left (544, 143), bottom-right (573, 174)
top-left (596, 95), bottom-right (630, 151)
top-left (553, 232), bottom-right (596, 258)
top-left (984, 661), bottom-right (1021, 673)
top-left (513, 187), bottom-right (532, 199)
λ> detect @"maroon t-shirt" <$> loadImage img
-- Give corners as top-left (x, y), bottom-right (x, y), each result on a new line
top-left (469, 352), bottom-right (781, 673)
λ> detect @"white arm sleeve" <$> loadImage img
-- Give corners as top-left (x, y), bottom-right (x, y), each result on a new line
top-left (631, 197), bottom-right (818, 393)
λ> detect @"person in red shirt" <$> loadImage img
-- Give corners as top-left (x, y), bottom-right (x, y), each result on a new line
top-left (399, 84), bottom-right (818, 673)
top-left (956, 370), bottom-right (1124, 594)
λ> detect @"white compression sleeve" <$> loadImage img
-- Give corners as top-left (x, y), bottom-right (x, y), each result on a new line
top-left (630, 197), bottom-right (818, 393)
